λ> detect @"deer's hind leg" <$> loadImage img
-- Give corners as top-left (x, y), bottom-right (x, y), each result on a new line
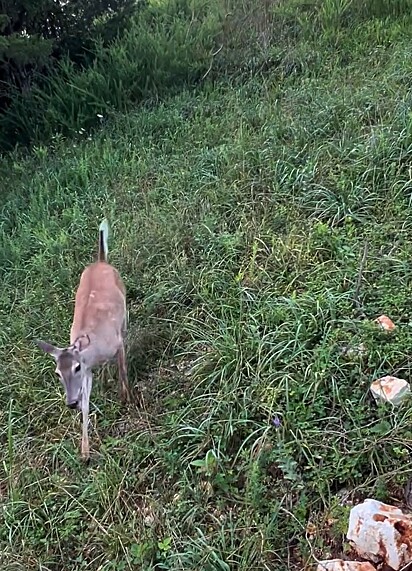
top-left (117, 340), bottom-right (129, 403)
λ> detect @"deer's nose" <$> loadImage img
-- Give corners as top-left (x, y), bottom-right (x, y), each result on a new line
top-left (67, 401), bottom-right (79, 410)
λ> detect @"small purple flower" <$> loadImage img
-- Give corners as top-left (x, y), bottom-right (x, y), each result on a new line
top-left (272, 415), bottom-right (281, 428)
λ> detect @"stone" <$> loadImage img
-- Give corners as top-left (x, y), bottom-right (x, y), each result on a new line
top-left (347, 498), bottom-right (412, 570)
top-left (317, 561), bottom-right (376, 571)
top-left (341, 343), bottom-right (367, 360)
top-left (370, 376), bottom-right (410, 406)
top-left (375, 314), bottom-right (396, 332)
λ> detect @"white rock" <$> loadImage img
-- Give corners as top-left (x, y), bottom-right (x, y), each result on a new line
top-left (317, 560), bottom-right (376, 571)
top-left (375, 314), bottom-right (396, 331)
top-left (347, 498), bottom-right (412, 570)
top-left (370, 376), bottom-right (410, 406)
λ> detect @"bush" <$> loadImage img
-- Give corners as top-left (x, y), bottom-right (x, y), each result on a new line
top-left (0, 0), bottom-right (225, 151)
top-left (0, 0), bottom-right (141, 113)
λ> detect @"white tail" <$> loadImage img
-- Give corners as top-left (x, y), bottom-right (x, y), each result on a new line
top-left (36, 219), bottom-right (129, 461)
top-left (98, 218), bottom-right (109, 262)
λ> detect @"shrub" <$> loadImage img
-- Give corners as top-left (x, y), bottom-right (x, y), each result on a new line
top-left (0, 0), bottom-right (225, 151)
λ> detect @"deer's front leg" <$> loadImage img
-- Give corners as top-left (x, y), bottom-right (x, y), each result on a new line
top-left (81, 372), bottom-right (93, 461)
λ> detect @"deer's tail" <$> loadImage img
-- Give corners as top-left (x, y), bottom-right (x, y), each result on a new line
top-left (98, 219), bottom-right (109, 262)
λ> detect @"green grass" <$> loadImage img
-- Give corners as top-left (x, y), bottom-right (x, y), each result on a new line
top-left (3, 0), bottom-right (412, 569)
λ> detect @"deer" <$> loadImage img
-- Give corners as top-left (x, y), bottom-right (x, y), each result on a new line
top-left (36, 219), bottom-right (129, 461)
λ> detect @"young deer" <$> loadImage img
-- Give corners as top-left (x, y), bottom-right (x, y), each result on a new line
top-left (36, 219), bottom-right (129, 460)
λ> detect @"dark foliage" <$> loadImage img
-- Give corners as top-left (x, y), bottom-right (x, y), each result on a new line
top-left (0, 0), bottom-right (143, 111)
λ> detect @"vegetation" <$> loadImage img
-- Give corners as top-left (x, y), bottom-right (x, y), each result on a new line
top-left (0, 0), bottom-right (222, 151)
top-left (0, 0), bottom-right (141, 124)
top-left (2, 0), bottom-right (412, 569)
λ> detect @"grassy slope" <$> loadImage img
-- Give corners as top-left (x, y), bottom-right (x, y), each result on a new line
top-left (2, 1), bottom-right (412, 569)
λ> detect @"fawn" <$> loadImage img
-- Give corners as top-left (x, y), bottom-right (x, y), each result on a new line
top-left (37, 219), bottom-right (129, 460)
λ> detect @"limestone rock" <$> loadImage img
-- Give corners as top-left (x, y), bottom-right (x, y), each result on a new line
top-left (317, 560), bottom-right (376, 571)
top-left (375, 314), bottom-right (396, 332)
top-left (347, 498), bottom-right (412, 570)
top-left (370, 375), bottom-right (410, 406)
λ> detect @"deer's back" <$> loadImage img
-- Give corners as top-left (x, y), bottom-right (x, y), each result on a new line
top-left (71, 262), bottom-right (126, 343)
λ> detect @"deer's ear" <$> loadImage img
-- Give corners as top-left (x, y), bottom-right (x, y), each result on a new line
top-left (72, 334), bottom-right (90, 353)
top-left (36, 340), bottom-right (62, 359)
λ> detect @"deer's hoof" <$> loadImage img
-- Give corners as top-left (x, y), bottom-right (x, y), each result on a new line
top-left (120, 386), bottom-right (131, 404)
top-left (81, 446), bottom-right (90, 463)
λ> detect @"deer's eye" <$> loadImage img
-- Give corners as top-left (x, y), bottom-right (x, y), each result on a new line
top-left (74, 364), bottom-right (81, 373)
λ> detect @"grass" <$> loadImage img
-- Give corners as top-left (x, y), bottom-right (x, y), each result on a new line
top-left (2, 0), bottom-right (412, 569)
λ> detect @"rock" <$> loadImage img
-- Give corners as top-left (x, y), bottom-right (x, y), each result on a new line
top-left (347, 498), bottom-right (412, 570)
top-left (317, 561), bottom-right (376, 571)
top-left (341, 343), bottom-right (367, 360)
top-left (370, 376), bottom-right (410, 406)
top-left (375, 314), bottom-right (396, 332)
